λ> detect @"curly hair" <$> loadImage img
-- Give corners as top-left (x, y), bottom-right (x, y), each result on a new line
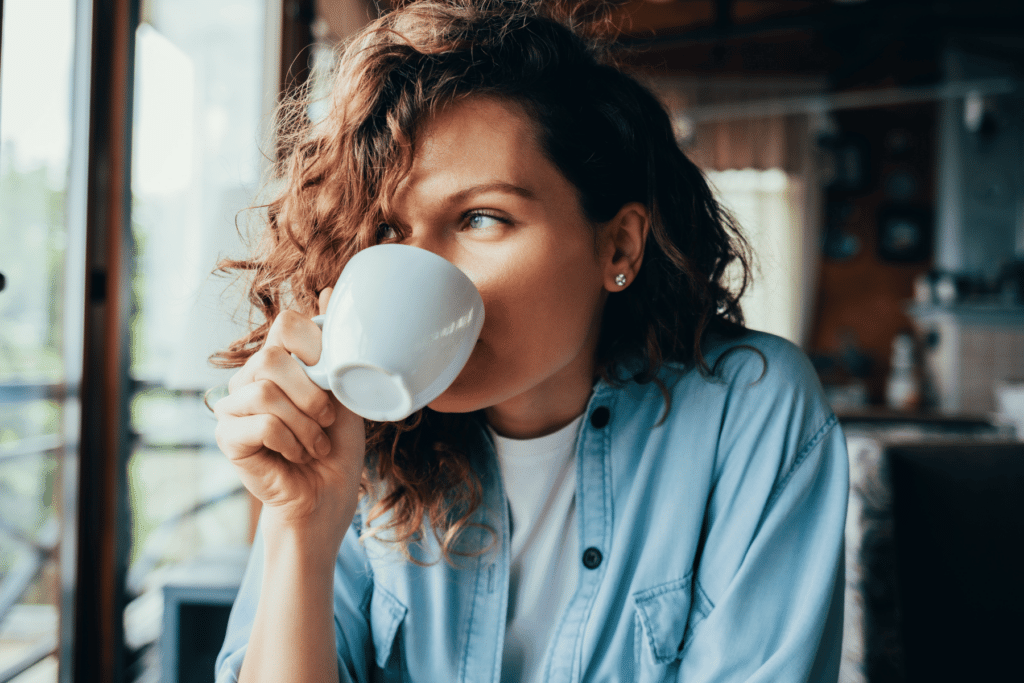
top-left (214, 0), bottom-right (751, 563)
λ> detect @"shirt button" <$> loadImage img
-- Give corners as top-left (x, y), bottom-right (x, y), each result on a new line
top-left (582, 547), bottom-right (602, 570)
top-left (590, 406), bottom-right (610, 429)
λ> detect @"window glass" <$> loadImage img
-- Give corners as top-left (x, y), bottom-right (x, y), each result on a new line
top-left (124, 0), bottom-right (268, 672)
top-left (0, 0), bottom-right (74, 383)
top-left (0, 0), bottom-right (76, 680)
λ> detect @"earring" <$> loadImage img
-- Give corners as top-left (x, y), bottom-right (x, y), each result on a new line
top-left (615, 273), bottom-right (627, 287)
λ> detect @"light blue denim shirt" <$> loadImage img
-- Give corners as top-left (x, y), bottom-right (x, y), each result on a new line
top-left (216, 331), bottom-right (849, 682)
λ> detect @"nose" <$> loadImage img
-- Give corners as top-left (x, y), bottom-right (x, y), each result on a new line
top-left (399, 231), bottom-right (476, 285)
top-left (402, 232), bottom-right (453, 265)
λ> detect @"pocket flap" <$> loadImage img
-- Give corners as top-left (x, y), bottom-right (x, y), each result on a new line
top-left (633, 577), bottom-right (693, 664)
top-left (370, 584), bottom-right (408, 669)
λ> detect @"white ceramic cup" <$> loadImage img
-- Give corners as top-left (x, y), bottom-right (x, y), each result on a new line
top-left (296, 244), bottom-right (484, 422)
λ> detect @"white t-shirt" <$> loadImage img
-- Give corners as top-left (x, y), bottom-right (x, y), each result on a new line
top-left (489, 414), bottom-right (583, 683)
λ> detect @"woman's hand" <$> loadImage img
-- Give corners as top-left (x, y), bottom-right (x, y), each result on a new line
top-left (213, 289), bottom-right (365, 544)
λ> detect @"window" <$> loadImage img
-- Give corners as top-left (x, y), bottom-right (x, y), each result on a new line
top-left (123, 0), bottom-right (271, 676)
top-left (707, 168), bottom-right (810, 346)
top-left (1, 0), bottom-right (276, 679)
top-left (0, 1), bottom-right (77, 681)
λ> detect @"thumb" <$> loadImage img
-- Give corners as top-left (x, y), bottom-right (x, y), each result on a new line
top-left (318, 287), bottom-right (333, 317)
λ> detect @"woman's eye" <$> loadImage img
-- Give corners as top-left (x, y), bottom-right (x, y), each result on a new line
top-left (376, 223), bottom-right (397, 242)
top-left (467, 213), bottom-right (503, 230)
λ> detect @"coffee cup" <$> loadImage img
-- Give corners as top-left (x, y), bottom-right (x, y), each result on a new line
top-left (295, 244), bottom-right (484, 422)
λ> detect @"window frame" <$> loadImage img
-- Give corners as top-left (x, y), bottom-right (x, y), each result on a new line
top-left (63, 0), bottom-right (139, 681)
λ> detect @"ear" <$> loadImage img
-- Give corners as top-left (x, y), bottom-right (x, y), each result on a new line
top-left (600, 202), bottom-right (649, 292)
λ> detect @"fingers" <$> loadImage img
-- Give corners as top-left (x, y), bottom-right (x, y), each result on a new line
top-left (215, 412), bottom-right (310, 465)
top-left (216, 379), bottom-right (331, 463)
top-left (227, 310), bottom-right (335, 428)
top-left (229, 344), bottom-right (335, 426)
top-left (265, 309), bottom-right (323, 367)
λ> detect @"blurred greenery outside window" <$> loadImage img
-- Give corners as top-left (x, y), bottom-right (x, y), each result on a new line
top-left (0, 0), bottom-right (75, 680)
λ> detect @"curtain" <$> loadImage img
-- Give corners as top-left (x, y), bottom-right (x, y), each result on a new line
top-left (649, 77), bottom-right (826, 348)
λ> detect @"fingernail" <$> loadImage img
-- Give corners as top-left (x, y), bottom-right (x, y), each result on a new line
top-left (319, 405), bottom-right (335, 427)
top-left (316, 432), bottom-right (331, 456)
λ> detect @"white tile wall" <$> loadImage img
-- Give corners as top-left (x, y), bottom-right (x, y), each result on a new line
top-left (913, 307), bottom-right (1024, 413)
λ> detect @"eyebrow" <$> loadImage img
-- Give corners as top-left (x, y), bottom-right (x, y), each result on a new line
top-left (443, 182), bottom-right (537, 207)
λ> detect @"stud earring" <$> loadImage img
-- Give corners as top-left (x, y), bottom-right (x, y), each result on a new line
top-left (615, 273), bottom-right (627, 287)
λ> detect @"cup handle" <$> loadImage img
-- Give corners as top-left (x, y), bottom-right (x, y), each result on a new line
top-left (292, 314), bottom-right (331, 392)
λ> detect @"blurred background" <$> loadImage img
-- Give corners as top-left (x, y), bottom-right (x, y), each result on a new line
top-left (0, 0), bottom-right (1022, 681)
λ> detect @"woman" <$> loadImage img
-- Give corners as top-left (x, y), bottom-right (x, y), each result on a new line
top-left (214, 1), bottom-right (849, 682)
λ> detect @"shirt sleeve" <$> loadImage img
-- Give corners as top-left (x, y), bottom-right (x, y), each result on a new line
top-left (677, 341), bottom-right (850, 682)
top-left (214, 511), bottom-right (376, 683)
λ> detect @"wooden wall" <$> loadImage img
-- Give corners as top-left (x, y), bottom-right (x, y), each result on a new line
top-left (807, 103), bottom-right (937, 403)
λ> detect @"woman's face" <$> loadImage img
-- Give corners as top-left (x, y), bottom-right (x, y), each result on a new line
top-left (385, 96), bottom-right (611, 435)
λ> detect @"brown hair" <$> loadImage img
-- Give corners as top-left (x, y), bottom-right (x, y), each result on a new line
top-left (215, 0), bottom-right (750, 562)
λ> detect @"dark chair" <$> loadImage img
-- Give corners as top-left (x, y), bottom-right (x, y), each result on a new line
top-left (888, 442), bottom-right (1024, 683)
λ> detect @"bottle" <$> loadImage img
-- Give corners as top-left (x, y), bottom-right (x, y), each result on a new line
top-left (886, 333), bottom-right (920, 410)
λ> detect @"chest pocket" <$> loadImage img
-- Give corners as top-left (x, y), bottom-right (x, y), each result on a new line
top-left (370, 584), bottom-right (408, 682)
top-left (633, 577), bottom-right (694, 681)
